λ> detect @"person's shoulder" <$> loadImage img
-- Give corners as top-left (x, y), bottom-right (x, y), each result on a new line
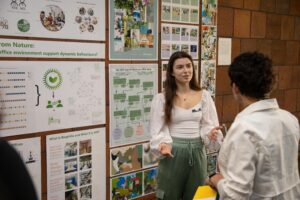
top-left (153, 93), bottom-right (165, 101)
top-left (200, 89), bottom-right (212, 101)
top-left (279, 108), bottom-right (299, 124)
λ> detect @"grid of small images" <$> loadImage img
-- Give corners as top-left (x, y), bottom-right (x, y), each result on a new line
top-left (200, 0), bottom-right (217, 97)
top-left (110, 142), bottom-right (159, 200)
top-left (161, 0), bottom-right (200, 23)
top-left (161, 23), bottom-right (199, 59)
top-left (64, 139), bottom-right (92, 200)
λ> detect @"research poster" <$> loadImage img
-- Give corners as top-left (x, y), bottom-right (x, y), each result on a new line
top-left (109, 0), bottom-right (158, 60)
top-left (109, 64), bottom-right (158, 147)
top-left (46, 128), bottom-right (106, 200)
top-left (161, 0), bottom-right (200, 23)
top-left (0, 61), bottom-right (105, 137)
top-left (9, 137), bottom-right (42, 200)
top-left (161, 23), bottom-right (199, 59)
top-left (0, 0), bottom-right (105, 40)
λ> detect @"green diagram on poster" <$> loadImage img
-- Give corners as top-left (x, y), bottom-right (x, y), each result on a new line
top-left (109, 64), bottom-right (158, 147)
top-left (109, 0), bottom-right (158, 60)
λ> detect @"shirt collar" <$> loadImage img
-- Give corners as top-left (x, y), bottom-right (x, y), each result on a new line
top-left (235, 98), bottom-right (279, 120)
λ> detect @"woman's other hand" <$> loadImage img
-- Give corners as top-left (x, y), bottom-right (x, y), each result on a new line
top-left (159, 143), bottom-right (174, 157)
top-left (208, 126), bottom-right (223, 141)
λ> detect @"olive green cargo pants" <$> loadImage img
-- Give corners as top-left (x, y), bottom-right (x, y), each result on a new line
top-left (156, 137), bottom-right (207, 200)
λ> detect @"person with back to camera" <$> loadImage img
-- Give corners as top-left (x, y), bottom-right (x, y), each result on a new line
top-left (208, 52), bottom-right (300, 199)
top-left (150, 51), bottom-right (223, 200)
top-left (0, 140), bottom-right (38, 200)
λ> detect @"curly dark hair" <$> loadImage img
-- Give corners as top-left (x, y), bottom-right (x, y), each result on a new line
top-left (228, 52), bottom-right (275, 99)
top-left (164, 51), bottom-right (200, 124)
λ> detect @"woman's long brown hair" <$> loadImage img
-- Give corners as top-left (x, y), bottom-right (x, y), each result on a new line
top-left (164, 51), bottom-right (201, 124)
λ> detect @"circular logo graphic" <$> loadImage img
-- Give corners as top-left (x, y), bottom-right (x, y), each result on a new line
top-left (43, 69), bottom-right (63, 90)
top-left (17, 19), bottom-right (30, 32)
top-left (40, 5), bottom-right (65, 32)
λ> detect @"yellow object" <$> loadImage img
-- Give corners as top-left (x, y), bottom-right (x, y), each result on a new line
top-left (193, 185), bottom-right (217, 200)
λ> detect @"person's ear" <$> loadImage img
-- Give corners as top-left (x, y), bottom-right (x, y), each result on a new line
top-left (232, 82), bottom-right (240, 95)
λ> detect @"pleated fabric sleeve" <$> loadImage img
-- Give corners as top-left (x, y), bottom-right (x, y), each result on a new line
top-left (200, 90), bottom-right (223, 145)
top-left (149, 93), bottom-right (172, 156)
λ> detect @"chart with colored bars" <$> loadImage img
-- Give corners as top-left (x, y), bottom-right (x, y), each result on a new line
top-left (0, 69), bottom-right (33, 133)
top-left (109, 64), bottom-right (158, 147)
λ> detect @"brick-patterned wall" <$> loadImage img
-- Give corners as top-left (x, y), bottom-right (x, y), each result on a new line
top-left (216, 0), bottom-right (300, 172)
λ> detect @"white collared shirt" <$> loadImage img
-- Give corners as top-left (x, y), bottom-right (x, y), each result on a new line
top-left (217, 99), bottom-right (300, 199)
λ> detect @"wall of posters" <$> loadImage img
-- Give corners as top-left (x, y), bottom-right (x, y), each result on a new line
top-left (161, 0), bottom-right (200, 23)
top-left (0, 38), bottom-right (105, 59)
top-left (109, 0), bottom-right (158, 60)
top-left (9, 137), bottom-right (42, 200)
top-left (161, 23), bottom-right (199, 59)
top-left (0, 61), bottom-right (105, 137)
top-left (46, 128), bottom-right (106, 200)
top-left (109, 64), bottom-right (158, 147)
top-left (0, 0), bottom-right (105, 40)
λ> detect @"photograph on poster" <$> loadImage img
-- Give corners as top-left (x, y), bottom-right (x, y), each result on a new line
top-left (80, 185), bottom-right (92, 199)
top-left (201, 25), bottom-right (217, 60)
top-left (110, 144), bottom-right (143, 176)
top-left (143, 168), bottom-right (158, 195)
top-left (80, 139), bottom-right (92, 155)
top-left (65, 189), bottom-right (78, 200)
top-left (40, 5), bottom-right (65, 32)
top-left (80, 170), bottom-right (92, 186)
top-left (181, 7), bottom-right (190, 22)
top-left (202, 0), bottom-right (217, 25)
top-left (190, 8), bottom-right (199, 23)
top-left (65, 142), bottom-right (78, 158)
top-left (111, 172), bottom-right (143, 200)
top-left (172, 7), bottom-right (181, 21)
top-left (162, 25), bottom-right (171, 40)
top-left (65, 173), bottom-right (78, 190)
top-left (64, 158), bottom-right (78, 174)
top-left (109, 64), bottom-right (158, 147)
top-left (109, 0), bottom-right (158, 60)
top-left (162, 5), bottom-right (171, 20)
top-left (80, 155), bottom-right (92, 170)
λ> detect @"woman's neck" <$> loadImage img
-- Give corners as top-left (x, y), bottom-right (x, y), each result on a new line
top-left (176, 83), bottom-right (191, 94)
